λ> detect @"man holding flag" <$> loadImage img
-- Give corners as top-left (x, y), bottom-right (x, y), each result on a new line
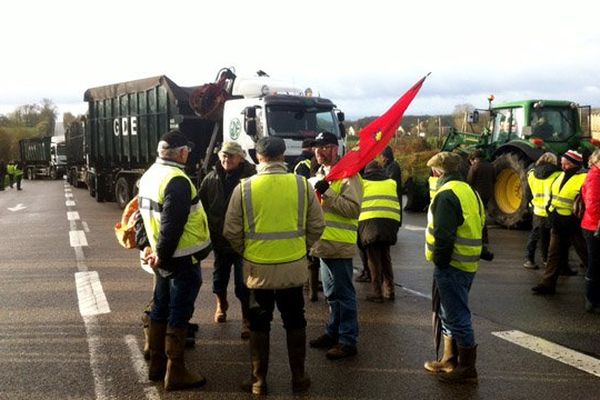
top-left (309, 131), bottom-right (363, 360)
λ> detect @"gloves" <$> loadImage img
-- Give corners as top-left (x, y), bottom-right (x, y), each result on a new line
top-left (314, 179), bottom-right (330, 195)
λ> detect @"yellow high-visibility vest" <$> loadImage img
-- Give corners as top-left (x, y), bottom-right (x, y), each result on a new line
top-left (527, 170), bottom-right (561, 217)
top-left (425, 180), bottom-right (484, 273)
top-left (138, 159), bottom-right (211, 258)
top-left (428, 176), bottom-right (439, 198)
top-left (548, 171), bottom-right (587, 216)
top-left (294, 159), bottom-right (311, 175)
top-left (321, 179), bottom-right (360, 244)
top-left (241, 173), bottom-right (308, 264)
top-left (359, 179), bottom-right (401, 222)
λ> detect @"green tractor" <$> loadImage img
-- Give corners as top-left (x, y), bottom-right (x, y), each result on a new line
top-left (442, 97), bottom-right (599, 228)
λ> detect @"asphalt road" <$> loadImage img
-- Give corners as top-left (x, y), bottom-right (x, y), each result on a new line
top-left (1, 179), bottom-right (599, 400)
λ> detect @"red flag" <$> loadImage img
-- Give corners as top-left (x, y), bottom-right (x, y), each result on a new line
top-left (326, 74), bottom-right (429, 181)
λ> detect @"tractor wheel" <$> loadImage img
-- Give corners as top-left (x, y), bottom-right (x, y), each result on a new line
top-left (50, 167), bottom-right (57, 180)
top-left (488, 153), bottom-right (531, 228)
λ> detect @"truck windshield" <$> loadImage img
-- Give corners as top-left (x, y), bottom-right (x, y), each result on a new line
top-left (530, 107), bottom-right (575, 141)
top-left (491, 107), bottom-right (524, 143)
top-left (266, 106), bottom-right (339, 139)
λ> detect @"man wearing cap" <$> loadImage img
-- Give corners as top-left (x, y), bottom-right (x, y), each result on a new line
top-left (291, 138), bottom-right (316, 179)
top-left (308, 131), bottom-right (363, 360)
top-left (138, 130), bottom-right (212, 391)
top-left (199, 142), bottom-right (255, 338)
top-left (467, 150), bottom-right (495, 260)
top-left (424, 151), bottom-right (484, 384)
top-left (224, 136), bottom-right (325, 395)
top-left (532, 149), bottom-right (588, 295)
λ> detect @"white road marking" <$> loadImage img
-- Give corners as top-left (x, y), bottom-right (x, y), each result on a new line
top-left (125, 335), bottom-right (161, 400)
top-left (66, 200), bottom-right (76, 207)
top-left (83, 315), bottom-right (115, 400)
top-left (75, 271), bottom-right (111, 317)
top-left (492, 330), bottom-right (600, 378)
top-left (69, 230), bottom-right (88, 247)
top-left (64, 188), bottom-right (72, 192)
top-left (400, 286), bottom-right (431, 299)
top-left (8, 203), bottom-right (27, 212)
top-left (82, 221), bottom-right (90, 233)
top-left (65, 193), bottom-right (74, 199)
top-left (67, 211), bottom-right (80, 221)
top-left (403, 224), bottom-right (426, 232)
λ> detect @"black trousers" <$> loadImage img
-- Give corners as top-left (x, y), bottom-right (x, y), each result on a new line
top-left (248, 286), bottom-right (306, 332)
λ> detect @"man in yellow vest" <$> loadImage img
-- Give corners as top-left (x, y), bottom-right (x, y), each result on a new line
top-left (358, 161), bottom-right (401, 302)
top-left (138, 130), bottom-right (212, 391)
top-left (532, 150), bottom-right (588, 294)
top-left (223, 136), bottom-right (325, 395)
top-left (308, 131), bottom-right (363, 360)
top-left (424, 151), bottom-right (484, 384)
top-left (523, 152), bottom-right (561, 269)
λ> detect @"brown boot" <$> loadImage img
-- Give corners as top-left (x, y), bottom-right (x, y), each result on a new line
top-left (142, 313), bottom-right (151, 361)
top-left (437, 345), bottom-right (478, 384)
top-left (148, 320), bottom-right (167, 381)
top-left (164, 326), bottom-right (206, 391)
top-left (424, 335), bottom-right (457, 373)
top-left (241, 331), bottom-right (269, 395)
top-left (287, 328), bottom-right (311, 393)
top-left (214, 293), bottom-right (228, 323)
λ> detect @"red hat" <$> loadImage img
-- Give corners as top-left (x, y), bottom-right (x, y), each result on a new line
top-left (562, 150), bottom-right (583, 166)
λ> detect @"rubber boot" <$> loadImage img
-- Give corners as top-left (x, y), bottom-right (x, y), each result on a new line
top-left (164, 326), bottom-right (206, 391)
top-left (287, 328), bottom-right (311, 393)
top-left (424, 335), bottom-right (457, 373)
top-left (214, 293), bottom-right (229, 323)
top-left (148, 320), bottom-right (167, 381)
top-left (142, 312), bottom-right (151, 360)
top-left (240, 300), bottom-right (251, 340)
top-left (438, 345), bottom-right (478, 384)
top-left (308, 264), bottom-right (319, 302)
top-left (241, 331), bottom-right (269, 395)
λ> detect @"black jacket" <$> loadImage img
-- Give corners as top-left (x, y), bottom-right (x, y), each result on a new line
top-left (291, 151), bottom-right (313, 178)
top-left (358, 168), bottom-right (401, 246)
top-left (199, 161), bottom-right (256, 253)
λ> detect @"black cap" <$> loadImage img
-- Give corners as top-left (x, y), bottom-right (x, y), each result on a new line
top-left (256, 136), bottom-right (286, 157)
top-left (159, 130), bottom-right (194, 150)
top-left (314, 131), bottom-right (338, 147)
top-left (301, 138), bottom-right (316, 149)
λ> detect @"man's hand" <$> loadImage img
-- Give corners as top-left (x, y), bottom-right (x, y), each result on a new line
top-left (143, 247), bottom-right (162, 270)
top-left (314, 179), bottom-right (330, 195)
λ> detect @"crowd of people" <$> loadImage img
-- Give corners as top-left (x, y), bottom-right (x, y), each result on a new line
top-left (0, 159), bottom-right (24, 191)
top-left (132, 127), bottom-right (600, 394)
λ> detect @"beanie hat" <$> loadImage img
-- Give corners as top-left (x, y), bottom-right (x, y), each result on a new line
top-left (562, 150), bottom-right (583, 166)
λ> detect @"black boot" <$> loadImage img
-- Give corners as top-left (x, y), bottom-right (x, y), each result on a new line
top-left (287, 328), bottom-right (310, 393)
top-left (241, 331), bottom-right (269, 395)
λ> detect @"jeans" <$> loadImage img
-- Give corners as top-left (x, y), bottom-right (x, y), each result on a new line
top-left (434, 266), bottom-right (476, 348)
top-left (583, 229), bottom-right (600, 306)
top-left (150, 256), bottom-right (202, 328)
top-left (212, 250), bottom-right (248, 302)
top-left (320, 258), bottom-right (359, 346)
top-left (525, 216), bottom-right (551, 262)
top-left (248, 286), bottom-right (306, 332)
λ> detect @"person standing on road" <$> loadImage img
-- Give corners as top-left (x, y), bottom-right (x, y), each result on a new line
top-left (523, 153), bottom-right (561, 269)
top-left (12, 161), bottom-right (24, 191)
top-left (467, 150), bottom-right (495, 260)
top-left (6, 160), bottom-right (15, 188)
top-left (223, 137), bottom-right (325, 395)
top-left (581, 149), bottom-right (600, 313)
top-left (309, 131), bottom-right (363, 360)
top-left (358, 161), bottom-right (401, 303)
top-left (532, 150), bottom-right (588, 295)
top-left (199, 141), bottom-right (256, 338)
top-left (138, 130), bottom-right (212, 391)
top-left (291, 138), bottom-right (315, 178)
top-left (0, 159), bottom-right (6, 191)
top-left (424, 151), bottom-right (484, 384)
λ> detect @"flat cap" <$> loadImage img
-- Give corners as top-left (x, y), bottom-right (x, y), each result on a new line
top-left (426, 151), bottom-right (462, 173)
top-left (219, 141), bottom-right (245, 156)
top-left (314, 131), bottom-right (338, 147)
top-left (159, 130), bottom-right (194, 149)
top-left (256, 136), bottom-right (286, 157)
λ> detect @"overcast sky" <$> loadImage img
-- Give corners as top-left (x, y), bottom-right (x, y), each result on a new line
top-left (1, 0), bottom-right (599, 120)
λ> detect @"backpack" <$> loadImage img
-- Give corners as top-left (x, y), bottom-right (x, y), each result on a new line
top-left (114, 196), bottom-right (140, 249)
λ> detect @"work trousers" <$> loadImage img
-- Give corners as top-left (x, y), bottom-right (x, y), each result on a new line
top-left (583, 229), bottom-right (600, 307)
top-left (540, 228), bottom-right (588, 289)
top-left (365, 243), bottom-right (395, 298)
top-left (212, 250), bottom-right (248, 303)
top-left (248, 286), bottom-right (306, 332)
top-left (525, 215), bottom-right (551, 263)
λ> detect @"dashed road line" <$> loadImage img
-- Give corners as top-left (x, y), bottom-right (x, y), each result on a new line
top-left (125, 335), bottom-right (161, 400)
top-left (66, 200), bottom-right (76, 207)
top-left (82, 221), bottom-right (90, 233)
top-left (492, 330), bottom-right (600, 378)
top-left (69, 230), bottom-right (89, 247)
top-left (76, 271), bottom-right (111, 317)
top-left (67, 211), bottom-right (80, 221)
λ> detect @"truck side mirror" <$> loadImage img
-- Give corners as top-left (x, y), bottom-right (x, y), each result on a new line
top-left (337, 111), bottom-right (345, 122)
top-left (467, 110), bottom-right (479, 124)
top-left (244, 106), bottom-right (258, 141)
top-left (339, 123), bottom-right (346, 139)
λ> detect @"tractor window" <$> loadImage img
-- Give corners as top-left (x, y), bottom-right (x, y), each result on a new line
top-left (491, 107), bottom-right (524, 143)
top-left (531, 107), bottom-right (575, 141)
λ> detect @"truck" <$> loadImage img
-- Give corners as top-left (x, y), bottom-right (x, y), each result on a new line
top-left (65, 118), bottom-right (87, 188)
top-left (441, 97), bottom-right (600, 227)
top-left (19, 136), bottom-right (67, 180)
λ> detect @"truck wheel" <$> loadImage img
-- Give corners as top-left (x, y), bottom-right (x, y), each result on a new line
top-left (50, 168), bottom-right (57, 180)
top-left (488, 153), bottom-right (530, 228)
top-left (27, 168), bottom-right (35, 180)
top-left (88, 175), bottom-right (96, 197)
top-left (115, 177), bottom-right (131, 209)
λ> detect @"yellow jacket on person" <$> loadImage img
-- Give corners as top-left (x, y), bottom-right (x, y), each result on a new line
top-left (359, 179), bottom-right (401, 223)
top-left (527, 170), bottom-right (561, 217)
top-left (548, 171), bottom-right (587, 216)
